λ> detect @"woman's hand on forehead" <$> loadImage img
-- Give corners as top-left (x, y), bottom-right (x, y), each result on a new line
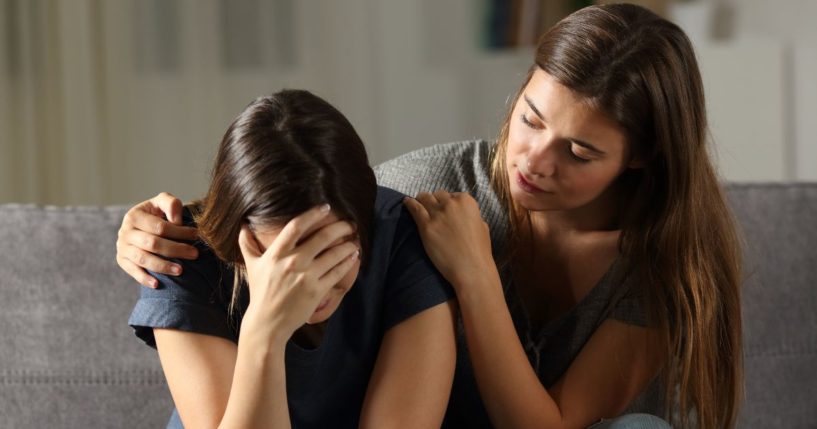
top-left (250, 205), bottom-right (356, 253)
top-left (238, 204), bottom-right (360, 338)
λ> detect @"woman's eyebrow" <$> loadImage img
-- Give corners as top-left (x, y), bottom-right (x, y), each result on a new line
top-left (524, 95), bottom-right (544, 120)
top-left (524, 94), bottom-right (607, 155)
top-left (571, 139), bottom-right (606, 155)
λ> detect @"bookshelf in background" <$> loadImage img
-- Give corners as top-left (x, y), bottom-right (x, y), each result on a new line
top-left (481, 0), bottom-right (593, 50)
top-left (480, 0), bottom-right (670, 50)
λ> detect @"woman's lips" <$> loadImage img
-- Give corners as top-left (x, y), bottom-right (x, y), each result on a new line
top-left (516, 171), bottom-right (547, 193)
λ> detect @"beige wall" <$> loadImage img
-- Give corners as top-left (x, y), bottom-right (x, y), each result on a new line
top-left (0, 0), bottom-right (814, 206)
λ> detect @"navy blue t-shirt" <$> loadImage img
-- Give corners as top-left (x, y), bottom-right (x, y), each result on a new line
top-left (129, 186), bottom-right (455, 428)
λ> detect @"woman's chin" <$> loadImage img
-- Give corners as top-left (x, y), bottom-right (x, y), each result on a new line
top-left (512, 188), bottom-right (558, 212)
top-left (306, 295), bottom-right (342, 324)
top-left (306, 313), bottom-right (330, 324)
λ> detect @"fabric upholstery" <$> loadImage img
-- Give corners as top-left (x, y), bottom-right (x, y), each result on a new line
top-left (0, 205), bottom-right (172, 428)
top-left (726, 184), bottom-right (817, 428)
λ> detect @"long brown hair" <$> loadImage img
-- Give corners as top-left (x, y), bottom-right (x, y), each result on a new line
top-left (490, 5), bottom-right (742, 428)
top-left (193, 89), bottom-right (377, 315)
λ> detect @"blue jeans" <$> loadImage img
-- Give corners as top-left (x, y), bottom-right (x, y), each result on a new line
top-left (166, 409), bottom-right (182, 429)
top-left (168, 409), bottom-right (671, 428)
top-left (589, 413), bottom-right (672, 429)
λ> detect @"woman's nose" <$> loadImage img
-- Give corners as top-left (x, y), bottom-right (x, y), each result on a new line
top-left (525, 140), bottom-right (557, 177)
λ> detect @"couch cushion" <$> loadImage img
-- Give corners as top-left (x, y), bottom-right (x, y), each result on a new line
top-left (0, 204), bottom-right (173, 428)
top-left (1, 183), bottom-right (816, 428)
top-left (726, 183), bottom-right (817, 428)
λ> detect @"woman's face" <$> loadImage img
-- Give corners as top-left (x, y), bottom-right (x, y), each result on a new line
top-left (253, 211), bottom-right (361, 325)
top-left (506, 69), bottom-right (635, 213)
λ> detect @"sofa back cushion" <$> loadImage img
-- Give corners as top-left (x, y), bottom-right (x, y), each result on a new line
top-left (726, 183), bottom-right (817, 428)
top-left (0, 183), bottom-right (815, 428)
top-left (0, 205), bottom-right (172, 428)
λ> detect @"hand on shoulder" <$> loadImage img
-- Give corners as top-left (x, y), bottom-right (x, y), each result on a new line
top-left (116, 192), bottom-right (199, 288)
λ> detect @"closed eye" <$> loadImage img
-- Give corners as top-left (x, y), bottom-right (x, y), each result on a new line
top-left (520, 114), bottom-right (543, 130)
top-left (567, 143), bottom-right (592, 163)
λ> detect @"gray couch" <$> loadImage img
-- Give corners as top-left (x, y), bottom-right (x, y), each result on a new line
top-left (1, 183), bottom-right (816, 428)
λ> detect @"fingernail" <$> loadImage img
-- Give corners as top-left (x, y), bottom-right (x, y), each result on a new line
top-left (148, 279), bottom-right (158, 288)
top-left (170, 265), bottom-right (181, 275)
top-left (320, 204), bottom-right (331, 212)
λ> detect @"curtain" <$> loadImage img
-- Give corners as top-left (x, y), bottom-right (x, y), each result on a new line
top-left (0, 0), bottom-right (398, 205)
top-left (1, 0), bottom-right (589, 204)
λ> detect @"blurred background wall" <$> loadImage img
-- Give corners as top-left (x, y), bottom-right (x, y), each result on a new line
top-left (1, 0), bottom-right (815, 205)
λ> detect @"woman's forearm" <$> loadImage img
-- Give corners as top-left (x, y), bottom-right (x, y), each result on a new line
top-left (456, 268), bottom-right (564, 429)
top-left (219, 321), bottom-right (291, 429)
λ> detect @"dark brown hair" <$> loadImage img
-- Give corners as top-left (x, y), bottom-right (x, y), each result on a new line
top-left (193, 89), bottom-right (377, 314)
top-left (490, 4), bottom-right (742, 428)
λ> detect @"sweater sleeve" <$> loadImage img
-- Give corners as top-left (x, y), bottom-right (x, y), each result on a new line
top-left (374, 140), bottom-right (509, 259)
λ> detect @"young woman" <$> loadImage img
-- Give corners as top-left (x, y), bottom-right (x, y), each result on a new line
top-left (117, 5), bottom-right (742, 428)
top-left (126, 89), bottom-right (457, 428)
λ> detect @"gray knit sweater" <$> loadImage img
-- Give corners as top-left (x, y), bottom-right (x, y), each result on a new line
top-left (374, 139), bottom-right (509, 259)
top-left (375, 140), bottom-right (660, 427)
